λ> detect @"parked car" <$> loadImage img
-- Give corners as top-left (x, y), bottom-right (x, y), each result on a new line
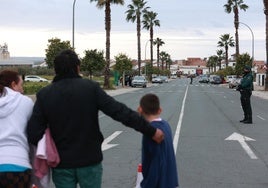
top-left (226, 75), bottom-right (237, 83)
top-left (229, 77), bottom-right (242, 89)
top-left (210, 75), bottom-right (222, 84)
top-left (160, 76), bottom-right (169, 83)
top-left (131, 76), bottom-right (147, 88)
top-left (199, 75), bottom-right (209, 83)
top-left (170, 73), bottom-right (177, 79)
top-left (25, 75), bottom-right (49, 82)
top-left (152, 76), bottom-right (163, 84)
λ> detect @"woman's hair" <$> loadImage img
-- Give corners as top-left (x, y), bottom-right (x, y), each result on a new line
top-left (0, 70), bottom-right (20, 96)
top-left (54, 49), bottom-right (81, 75)
top-left (139, 93), bottom-right (160, 115)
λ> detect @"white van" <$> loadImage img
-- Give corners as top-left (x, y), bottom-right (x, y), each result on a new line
top-left (226, 75), bottom-right (237, 83)
top-left (171, 73), bottom-right (177, 79)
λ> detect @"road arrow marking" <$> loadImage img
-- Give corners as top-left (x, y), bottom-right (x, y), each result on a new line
top-left (225, 132), bottom-right (257, 159)
top-left (102, 131), bottom-right (122, 151)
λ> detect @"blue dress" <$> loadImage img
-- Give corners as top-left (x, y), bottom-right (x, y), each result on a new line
top-left (141, 119), bottom-right (179, 188)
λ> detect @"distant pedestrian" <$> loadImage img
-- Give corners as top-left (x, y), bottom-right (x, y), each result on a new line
top-left (27, 49), bottom-right (164, 188)
top-left (0, 70), bottom-right (34, 188)
top-left (137, 93), bottom-right (179, 188)
top-left (190, 75), bottom-right (193, 84)
top-left (237, 65), bottom-right (253, 124)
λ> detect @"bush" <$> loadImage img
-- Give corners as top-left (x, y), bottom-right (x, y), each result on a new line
top-left (23, 82), bottom-right (49, 95)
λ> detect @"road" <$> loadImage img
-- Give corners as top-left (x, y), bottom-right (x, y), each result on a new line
top-left (99, 78), bottom-right (268, 188)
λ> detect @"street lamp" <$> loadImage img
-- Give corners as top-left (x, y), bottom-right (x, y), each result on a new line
top-left (72, 0), bottom-right (77, 49)
top-left (238, 21), bottom-right (254, 65)
top-left (144, 40), bottom-right (150, 76)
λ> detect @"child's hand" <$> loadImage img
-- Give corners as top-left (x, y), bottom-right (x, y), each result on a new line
top-left (152, 128), bottom-right (164, 143)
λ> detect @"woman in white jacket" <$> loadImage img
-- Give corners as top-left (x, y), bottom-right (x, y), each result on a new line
top-left (0, 70), bottom-right (34, 187)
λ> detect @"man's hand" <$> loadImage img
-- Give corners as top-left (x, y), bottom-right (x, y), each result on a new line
top-left (152, 128), bottom-right (164, 144)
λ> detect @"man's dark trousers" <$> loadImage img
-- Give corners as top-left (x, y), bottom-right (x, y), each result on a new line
top-left (240, 90), bottom-right (252, 123)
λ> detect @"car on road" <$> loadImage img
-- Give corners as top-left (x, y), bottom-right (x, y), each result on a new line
top-left (131, 76), bottom-right (147, 88)
top-left (160, 76), bottom-right (169, 83)
top-left (226, 75), bottom-right (237, 83)
top-left (152, 76), bottom-right (163, 84)
top-left (25, 75), bottom-right (49, 82)
top-left (210, 75), bottom-right (222, 84)
top-left (199, 75), bottom-right (209, 83)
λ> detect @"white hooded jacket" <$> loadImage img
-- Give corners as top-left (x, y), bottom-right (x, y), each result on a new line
top-left (0, 87), bottom-right (34, 168)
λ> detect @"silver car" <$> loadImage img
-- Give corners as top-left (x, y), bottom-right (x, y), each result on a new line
top-left (131, 76), bottom-right (147, 88)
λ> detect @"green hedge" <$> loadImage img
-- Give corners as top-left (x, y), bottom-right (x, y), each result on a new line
top-left (23, 82), bottom-right (49, 95)
top-left (23, 76), bottom-right (116, 95)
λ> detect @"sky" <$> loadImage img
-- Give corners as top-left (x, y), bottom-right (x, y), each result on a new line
top-left (0, 0), bottom-right (266, 61)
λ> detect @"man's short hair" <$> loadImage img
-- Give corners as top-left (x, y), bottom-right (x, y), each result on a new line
top-left (54, 49), bottom-right (81, 75)
top-left (140, 93), bottom-right (160, 115)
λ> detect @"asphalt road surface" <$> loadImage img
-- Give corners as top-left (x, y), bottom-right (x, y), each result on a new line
top-left (48, 77), bottom-right (268, 188)
top-left (100, 78), bottom-right (268, 188)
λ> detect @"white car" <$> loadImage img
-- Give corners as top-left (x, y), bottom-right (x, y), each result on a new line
top-left (25, 75), bottom-right (48, 82)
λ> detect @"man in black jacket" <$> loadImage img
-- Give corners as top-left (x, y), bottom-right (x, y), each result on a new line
top-left (27, 49), bottom-right (164, 188)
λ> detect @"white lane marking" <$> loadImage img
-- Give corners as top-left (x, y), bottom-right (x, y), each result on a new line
top-left (102, 131), bottom-right (123, 151)
top-left (173, 85), bottom-right (188, 154)
top-left (225, 132), bottom-right (257, 159)
top-left (257, 115), bottom-right (266, 120)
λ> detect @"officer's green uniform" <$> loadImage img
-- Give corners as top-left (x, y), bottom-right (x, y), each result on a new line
top-left (238, 66), bottom-right (253, 124)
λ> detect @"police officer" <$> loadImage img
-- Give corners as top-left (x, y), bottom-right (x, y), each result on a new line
top-left (237, 65), bottom-right (253, 124)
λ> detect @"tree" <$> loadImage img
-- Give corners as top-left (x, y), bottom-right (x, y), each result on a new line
top-left (81, 49), bottom-right (106, 79)
top-left (159, 51), bottom-right (168, 71)
top-left (125, 0), bottom-right (149, 75)
top-left (153, 37), bottom-right (165, 70)
top-left (207, 55), bottom-right (218, 73)
top-left (114, 53), bottom-right (133, 75)
top-left (216, 49), bottom-right (225, 70)
top-left (263, 0), bottom-right (268, 91)
top-left (235, 53), bottom-right (252, 75)
top-left (224, 0), bottom-right (249, 58)
top-left (90, 0), bottom-right (124, 89)
top-left (142, 10), bottom-right (160, 80)
top-left (45, 38), bottom-right (72, 69)
top-left (217, 34), bottom-right (235, 67)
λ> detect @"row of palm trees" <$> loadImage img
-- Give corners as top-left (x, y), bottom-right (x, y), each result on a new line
top-left (207, 0), bottom-right (247, 71)
top-left (89, 0), bottom-right (164, 88)
top-left (89, 0), bottom-right (268, 90)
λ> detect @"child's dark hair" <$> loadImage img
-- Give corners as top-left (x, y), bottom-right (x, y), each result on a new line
top-left (140, 93), bottom-right (160, 115)
top-left (0, 70), bottom-right (20, 96)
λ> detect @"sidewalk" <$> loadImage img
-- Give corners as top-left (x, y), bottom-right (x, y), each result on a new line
top-left (252, 84), bottom-right (268, 100)
top-left (105, 83), bottom-right (153, 96)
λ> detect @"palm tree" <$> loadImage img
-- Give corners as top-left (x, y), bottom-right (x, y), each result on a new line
top-left (142, 11), bottom-right (160, 80)
top-left (159, 51), bottom-right (168, 71)
top-left (207, 55), bottom-right (218, 73)
top-left (125, 0), bottom-right (149, 75)
top-left (264, 0), bottom-right (268, 91)
top-left (217, 34), bottom-right (235, 67)
top-left (90, 0), bottom-right (124, 89)
top-left (216, 49), bottom-right (225, 70)
top-left (153, 37), bottom-right (165, 70)
top-left (224, 0), bottom-right (249, 58)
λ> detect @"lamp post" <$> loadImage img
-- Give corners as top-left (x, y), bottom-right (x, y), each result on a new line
top-left (72, 0), bottom-right (77, 49)
top-left (238, 21), bottom-right (254, 66)
top-left (144, 40), bottom-right (150, 76)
